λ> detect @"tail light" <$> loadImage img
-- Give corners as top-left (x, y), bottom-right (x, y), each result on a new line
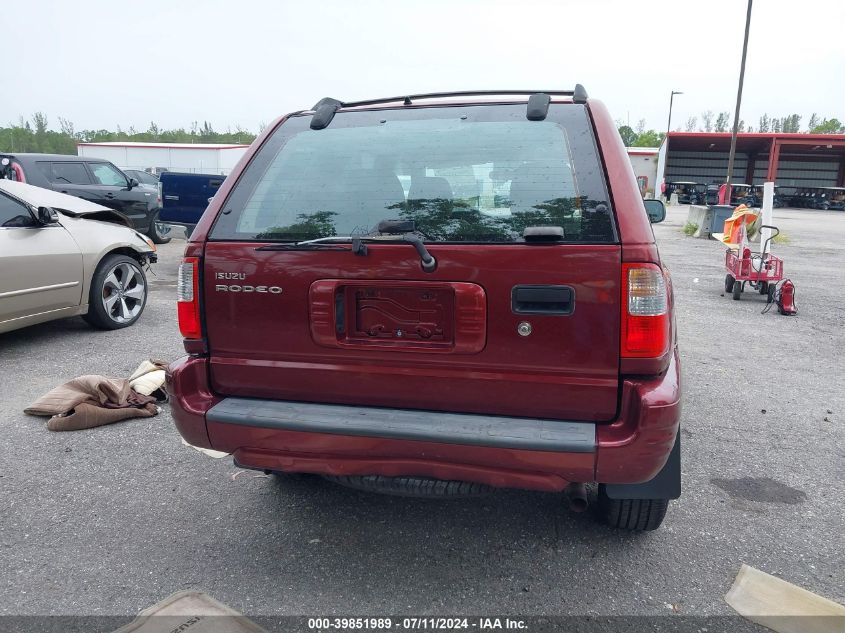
top-left (177, 257), bottom-right (202, 339)
top-left (621, 263), bottom-right (670, 358)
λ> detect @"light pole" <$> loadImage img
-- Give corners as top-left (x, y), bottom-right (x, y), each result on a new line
top-left (666, 91), bottom-right (683, 141)
top-left (663, 91), bottom-right (683, 201)
top-left (725, 0), bottom-right (753, 187)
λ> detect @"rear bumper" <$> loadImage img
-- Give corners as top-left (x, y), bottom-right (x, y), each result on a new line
top-left (167, 348), bottom-right (681, 493)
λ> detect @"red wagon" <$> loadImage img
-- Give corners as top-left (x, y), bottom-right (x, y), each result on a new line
top-left (724, 225), bottom-right (784, 301)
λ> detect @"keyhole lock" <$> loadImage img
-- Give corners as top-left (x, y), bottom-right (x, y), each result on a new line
top-left (517, 321), bottom-right (532, 337)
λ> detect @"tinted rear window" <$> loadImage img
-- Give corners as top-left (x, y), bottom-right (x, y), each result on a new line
top-left (211, 104), bottom-right (615, 243)
top-left (40, 162), bottom-right (91, 185)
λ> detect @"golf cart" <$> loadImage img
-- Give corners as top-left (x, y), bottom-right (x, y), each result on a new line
top-left (704, 183), bottom-right (722, 205)
top-left (728, 183), bottom-right (753, 206)
top-left (667, 181), bottom-right (705, 205)
top-left (816, 187), bottom-right (845, 210)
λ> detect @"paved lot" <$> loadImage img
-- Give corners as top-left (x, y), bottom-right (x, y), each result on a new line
top-left (1, 209), bottom-right (843, 622)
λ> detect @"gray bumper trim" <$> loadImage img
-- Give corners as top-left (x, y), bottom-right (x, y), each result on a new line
top-left (207, 398), bottom-right (596, 453)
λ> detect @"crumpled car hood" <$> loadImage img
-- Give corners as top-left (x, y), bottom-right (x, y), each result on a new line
top-left (0, 179), bottom-right (131, 227)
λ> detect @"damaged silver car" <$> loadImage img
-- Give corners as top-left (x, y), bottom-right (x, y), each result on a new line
top-left (0, 179), bottom-right (157, 334)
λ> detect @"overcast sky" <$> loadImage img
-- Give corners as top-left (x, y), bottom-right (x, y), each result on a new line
top-left (2, 0), bottom-right (842, 134)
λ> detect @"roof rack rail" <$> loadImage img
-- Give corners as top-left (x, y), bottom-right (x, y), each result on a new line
top-left (308, 87), bottom-right (588, 128)
top-left (344, 87), bottom-right (588, 109)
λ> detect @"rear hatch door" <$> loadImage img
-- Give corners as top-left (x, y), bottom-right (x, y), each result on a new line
top-left (203, 103), bottom-right (620, 422)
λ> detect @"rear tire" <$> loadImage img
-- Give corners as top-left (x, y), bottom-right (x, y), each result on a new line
top-left (267, 471), bottom-right (311, 482)
top-left (732, 280), bottom-right (742, 300)
top-left (147, 210), bottom-right (171, 244)
top-left (724, 274), bottom-right (735, 293)
top-left (758, 281), bottom-right (769, 295)
top-left (597, 485), bottom-right (669, 531)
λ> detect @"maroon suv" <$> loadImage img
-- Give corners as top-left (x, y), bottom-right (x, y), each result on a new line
top-left (168, 87), bottom-right (681, 531)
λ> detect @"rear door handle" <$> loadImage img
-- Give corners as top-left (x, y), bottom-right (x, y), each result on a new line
top-left (105, 193), bottom-right (115, 199)
top-left (511, 285), bottom-right (574, 315)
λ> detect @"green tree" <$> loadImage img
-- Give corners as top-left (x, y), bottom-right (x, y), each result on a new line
top-left (810, 118), bottom-right (844, 134)
top-left (701, 110), bottom-right (714, 132)
top-left (758, 113), bottom-right (770, 132)
top-left (632, 130), bottom-right (664, 147)
top-left (781, 114), bottom-right (801, 133)
top-left (1, 115), bottom-right (258, 154)
top-left (617, 125), bottom-right (638, 146)
top-left (806, 113), bottom-right (819, 132)
top-left (685, 116), bottom-right (698, 132)
top-left (715, 112), bottom-right (730, 132)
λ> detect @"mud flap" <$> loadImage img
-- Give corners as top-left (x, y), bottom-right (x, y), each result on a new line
top-left (603, 433), bottom-right (681, 500)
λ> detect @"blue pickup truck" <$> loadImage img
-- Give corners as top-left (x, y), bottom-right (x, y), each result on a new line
top-left (158, 172), bottom-right (226, 236)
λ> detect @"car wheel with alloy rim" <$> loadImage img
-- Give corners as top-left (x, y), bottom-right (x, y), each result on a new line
top-left (83, 254), bottom-right (148, 329)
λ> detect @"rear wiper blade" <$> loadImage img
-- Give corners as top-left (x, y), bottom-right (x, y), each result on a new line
top-left (294, 235), bottom-right (384, 246)
top-left (293, 221), bottom-right (416, 247)
top-left (255, 242), bottom-right (349, 251)
top-left (256, 235), bottom-right (399, 256)
top-left (293, 234), bottom-right (391, 257)
top-left (296, 220), bottom-right (437, 273)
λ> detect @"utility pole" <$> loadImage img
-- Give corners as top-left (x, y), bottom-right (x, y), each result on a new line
top-left (666, 91), bottom-right (683, 141)
top-left (726, 0), bottom-right (753, 186)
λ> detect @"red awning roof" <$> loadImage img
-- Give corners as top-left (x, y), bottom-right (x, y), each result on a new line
top-left (666, 132), bottom-right (845, 154)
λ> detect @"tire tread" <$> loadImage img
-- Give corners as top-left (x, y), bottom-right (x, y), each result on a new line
top-left (597, 486), bottom-right (669, 531)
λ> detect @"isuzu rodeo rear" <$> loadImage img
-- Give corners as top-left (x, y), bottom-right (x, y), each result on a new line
top-left (168, 86), bottom-right (681, 531)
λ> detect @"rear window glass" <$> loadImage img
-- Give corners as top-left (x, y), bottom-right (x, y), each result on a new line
top-left (41, 162), bottom-right (91, 185)
top-left (211, 104), bottom-right (615, 243)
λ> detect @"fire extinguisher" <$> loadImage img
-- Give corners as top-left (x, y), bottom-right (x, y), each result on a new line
top-left (776, 279), bottom-right (797, 316)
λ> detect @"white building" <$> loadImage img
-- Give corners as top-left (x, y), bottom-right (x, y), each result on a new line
top-left (626, 147), bottom-right (659, 198)
top-left (77, 141), bottom-right (250, 176)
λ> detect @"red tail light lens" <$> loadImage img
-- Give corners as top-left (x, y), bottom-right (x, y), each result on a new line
top-left (621, 263), bottom-right (670, 358)
top-left (177, 257), bottom-right (202, 339)
top-left (11, 162), bottom-right (26, 182)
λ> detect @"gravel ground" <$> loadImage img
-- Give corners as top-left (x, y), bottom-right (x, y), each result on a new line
top-left (1, 209), bottom-right (843, 621)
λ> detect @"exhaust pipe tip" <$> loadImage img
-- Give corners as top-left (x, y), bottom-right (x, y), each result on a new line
top-left (565, 482), bottom-right (589, 513)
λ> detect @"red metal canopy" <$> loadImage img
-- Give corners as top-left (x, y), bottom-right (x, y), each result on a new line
top-left (664, 132), bottom-right (845, 186)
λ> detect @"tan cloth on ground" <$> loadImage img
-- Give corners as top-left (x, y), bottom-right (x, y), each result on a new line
top-left (48, 402), bottom-right (159, 432)
top-left (25, 375), bottom-right (132, 416)
top-left (128, 359), bottom-right (168, 397)
top-left (26, 371), bottom-right (160, 431)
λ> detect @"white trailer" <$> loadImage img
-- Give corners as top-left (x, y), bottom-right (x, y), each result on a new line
top-left (77, 142), bottom-right (249, 176)
top-left (626, 147), bottom-right (659, 198)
